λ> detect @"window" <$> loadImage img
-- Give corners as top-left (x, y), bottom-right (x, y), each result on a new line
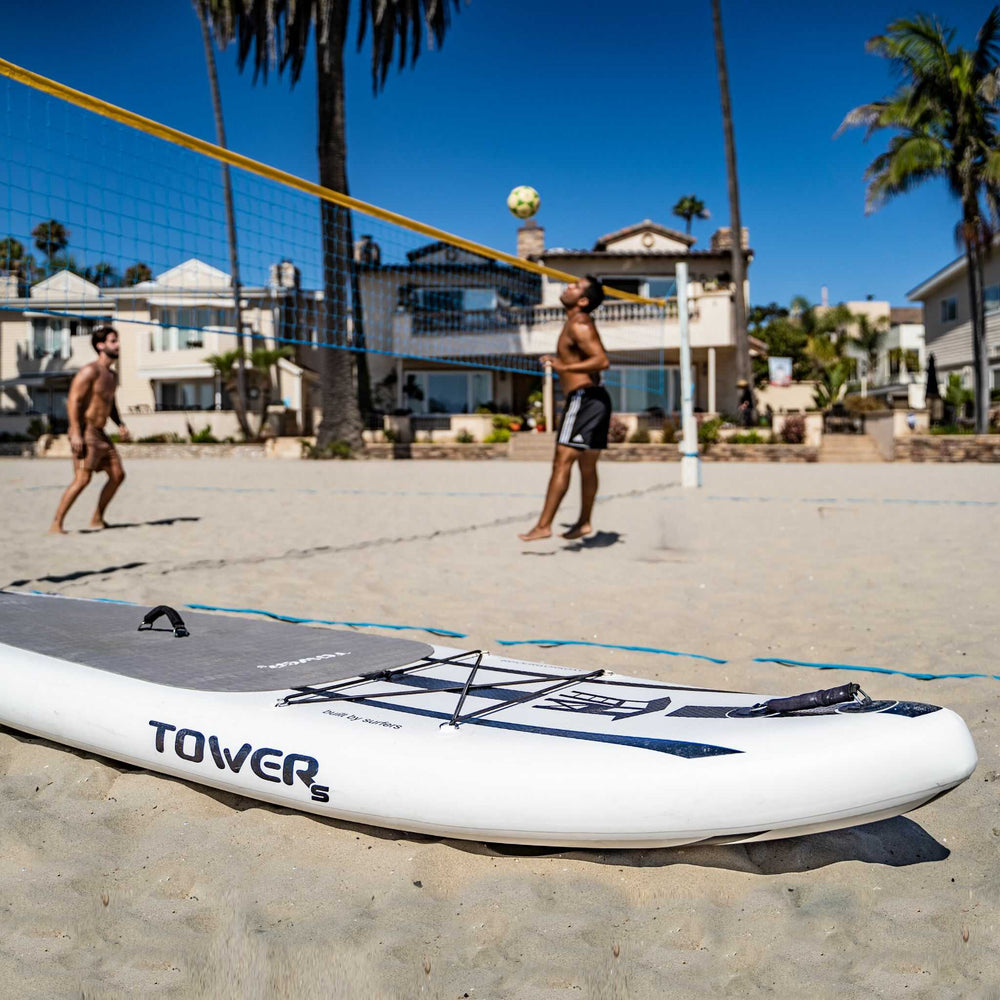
top-left (599, 277), bottom-right (678, 299)
top-left (413, 288), bottom-right (498, 312)
top-left (157, 380), bottom-right (216, 411)
top-left (604, 366), bottom-right (681, 412)
top-left (30, 319), bottom-right (70, 359)
top-left (940, 297), bottom-right (957, 323)
top-left (153, 307), bottom-right (232, 350)
top-left (991, 366), bottom-right (1000, 392)
top-left (986, 285), bottom-right (1000, 315)
top-left (402, 370), bottom-right (493, 414)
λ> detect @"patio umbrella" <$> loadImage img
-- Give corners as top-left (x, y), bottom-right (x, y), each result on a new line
top-left (925, 354), bottom-right (940, 399)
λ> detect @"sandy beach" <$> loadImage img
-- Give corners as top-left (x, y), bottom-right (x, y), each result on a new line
top-left (1, 455), bottom-right (998, 998)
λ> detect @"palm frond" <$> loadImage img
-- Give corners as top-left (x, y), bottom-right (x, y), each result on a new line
top-left (867, 14), bottom-right (955, 81)
top-left (974, 6), bottom-right (1000, 81)
top-left (863, 133), bottom-right (947, 211)
top-left (359, 0), bottom-right (461, 92)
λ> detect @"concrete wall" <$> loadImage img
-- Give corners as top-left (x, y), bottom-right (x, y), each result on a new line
top-left (865, 411), bottom-right (895, 461)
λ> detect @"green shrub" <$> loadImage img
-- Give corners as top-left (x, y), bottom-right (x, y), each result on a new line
top-left (484, 427), bottom-right (510, 443)
top-left (729, 430), bottom-right (768, 444)
top-left (303, 439), bottom-right (354, 459)
top-left (455, 429), bottom-right (475, 443)
top-left (929, 424), bottom-right (976, 436)
top-left (189, 424), bottom-right (219, 444)
top-left (660, 422), bottom-right (677, 444)
top-left (383, 427), bottom-right (399, 444)
top-left (628, 428), bottom-right (651, 444)
top-left (698, 417), bottom-right (723, 445)
top-left (137, 432), bottom-right (184, 444)
top-left (843, 394), bottom-right (883, 413)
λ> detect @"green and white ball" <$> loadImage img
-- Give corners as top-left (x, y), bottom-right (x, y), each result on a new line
top-left (507, 185), bottom-right (540, 219)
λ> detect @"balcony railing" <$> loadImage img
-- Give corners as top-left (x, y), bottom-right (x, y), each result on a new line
top-left (410, 299), bottom-right (677, 336)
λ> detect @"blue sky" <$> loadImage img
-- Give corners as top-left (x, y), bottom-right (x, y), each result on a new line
top-left (1, 0), bottom-right (993, 308)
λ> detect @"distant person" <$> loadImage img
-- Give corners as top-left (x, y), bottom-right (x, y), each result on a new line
top-left (737, 379), bottom-right (755, 428)
top-left (49, 326), bottom-right (130, 533)
top-left (519, 275), bottom-right (610, 542)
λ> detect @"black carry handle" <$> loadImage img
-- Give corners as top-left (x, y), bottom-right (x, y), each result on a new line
top-left (138, 605), bottom-right (190, 638)
top-left (756, 683), bottom-right (866, 715)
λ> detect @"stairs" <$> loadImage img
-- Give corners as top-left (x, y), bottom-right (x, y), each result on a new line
top-left (818, 433), bottom-right (885, 462)
top-left (508, 432), bottom-right (557, 461)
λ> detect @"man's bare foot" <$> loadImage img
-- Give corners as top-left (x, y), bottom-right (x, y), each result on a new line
top-left (518, 525), bottom-right (552, 542)
top-left (561, 522), bottom-right (593, 540)
top-left (88, 517), bottom-right (107, 529)
top-left (47, 523), bottom-right (68, 535)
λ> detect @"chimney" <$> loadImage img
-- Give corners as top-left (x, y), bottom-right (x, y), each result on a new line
top-left (269, 260), bottom-right (300, 290)
top-left (709, 226), bottom-right (750, 252)
top-left (821, 285), bottom-right (829, 308)
top-left (0, 271), bottom-right (18, 300)
top-left (517, 220), bottom-right (545, 260)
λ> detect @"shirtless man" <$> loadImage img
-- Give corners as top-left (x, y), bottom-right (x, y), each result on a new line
top-left (519, 275), bottom-right (610, 542)
top-left (49, 326), bottom-right (130, 533)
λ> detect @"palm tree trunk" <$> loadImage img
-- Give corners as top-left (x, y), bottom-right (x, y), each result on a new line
top-left (711, 0), bottom-right (752, 395)
top-left (315, 8), bottom-right (364, 452)
top-left (195, 0), bottom-right (252, 441)
top-left (965, 237), bottom-right (989, 433)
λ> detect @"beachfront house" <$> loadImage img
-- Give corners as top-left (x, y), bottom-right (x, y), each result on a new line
top-left (837, 300), bottom-right (927, 408)
top-left (389, 220), bottom-right (760, 421)
top-left (907, 248), bottom-right (1000, 398)
top-left (0, 260), bottom-right (319, 438)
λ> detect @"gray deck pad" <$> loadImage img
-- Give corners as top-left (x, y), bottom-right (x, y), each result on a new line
top-left (0, 592), bottom-right (434, 692)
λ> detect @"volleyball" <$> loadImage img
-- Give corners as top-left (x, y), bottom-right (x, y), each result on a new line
top-left (507, 185), bottom-right (540, 219)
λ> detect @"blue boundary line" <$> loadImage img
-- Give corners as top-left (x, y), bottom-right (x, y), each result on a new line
top-left (10, 591), bottom-right (994, 680)
top-left (182, 602), bottom-right (467, 638)
top-left (495, 638), bottom-right (727, 665)
top-left (753, 657), bottom-right (1000, 682)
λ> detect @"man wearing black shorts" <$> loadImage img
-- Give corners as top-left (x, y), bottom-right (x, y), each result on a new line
top-left (519, 275), bottom-right (611, 542)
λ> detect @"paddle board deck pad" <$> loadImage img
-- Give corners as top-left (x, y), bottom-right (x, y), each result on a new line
top-left (0, 592), bottom-right (977, 848)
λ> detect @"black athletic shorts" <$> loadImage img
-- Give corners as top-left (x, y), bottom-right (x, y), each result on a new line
top-left (557, 385), bottom-right (613, 450)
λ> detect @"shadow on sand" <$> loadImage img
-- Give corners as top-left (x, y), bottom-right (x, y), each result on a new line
top-left (79, 516), bottom-right (202, 533)
top-left (2, 726), bottom-right (949, 875)
top-left (7, 561), bottom-right (149, 588)
top-left (562, 530), bottom-right (622, 552)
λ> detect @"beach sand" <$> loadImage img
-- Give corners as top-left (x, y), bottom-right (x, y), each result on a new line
top-left (1, 456), bottom-right (998, 998)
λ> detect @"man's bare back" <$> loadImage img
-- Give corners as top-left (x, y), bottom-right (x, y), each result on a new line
top-left (49, 327), bottom-right (129, 533)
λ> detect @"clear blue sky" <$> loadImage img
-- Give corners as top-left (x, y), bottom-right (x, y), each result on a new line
top-left (1, 0), bottom-right (993, 307)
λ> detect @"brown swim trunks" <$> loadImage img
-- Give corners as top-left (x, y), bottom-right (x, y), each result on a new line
top-left (81, 428), bottom-right (120, 473)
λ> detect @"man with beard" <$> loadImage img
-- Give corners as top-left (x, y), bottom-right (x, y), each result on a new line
top-left (519, 275), bottom-right (610, 542)
top-left (49, 326), bottom-right (130, 533)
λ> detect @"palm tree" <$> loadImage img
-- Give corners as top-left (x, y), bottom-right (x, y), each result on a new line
top-left (193, 0), bottom-right (250, 431)
top-left (88, 262), bottom-right (119, 288)
top-left (711, 0), bottom-right (752, 392)
top-left (839, 9), bottom-right (1000, 433)
top-left (853, 313), bottom-right (888, 391)
top-left (672, 195), bottom-right (710, 235)
top-left (0, 236), bottom-right (25, 272)
top-left (31, 219), bottom-right (69, 274)
top-left (249, 345), bottom-right (294, 428)
top-left (205, 0), bottom-right (460, 451)
top-left (123, 262), bottom-right (153, 286)
top-left (204, 348), bottom-right (254, 439)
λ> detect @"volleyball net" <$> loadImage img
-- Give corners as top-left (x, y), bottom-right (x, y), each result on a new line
top-left (0, 58), bottom-right (677, 420)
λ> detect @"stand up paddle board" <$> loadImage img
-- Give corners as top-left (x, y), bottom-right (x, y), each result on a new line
top-left (0, 591), bottom-right (977, 848)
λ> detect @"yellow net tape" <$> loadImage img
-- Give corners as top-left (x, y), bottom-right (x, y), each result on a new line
top-left (0, 57), bottom-right (662, 307)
